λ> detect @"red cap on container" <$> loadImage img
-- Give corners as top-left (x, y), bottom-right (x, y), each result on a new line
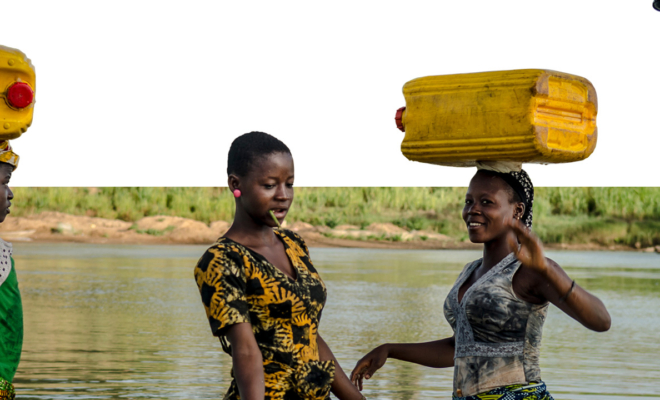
top-left (395, 107), bottom-right (405, 132)
top-left (7, 82), bottom-right (34, 109)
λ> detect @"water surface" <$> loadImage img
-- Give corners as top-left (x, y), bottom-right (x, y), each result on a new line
top-left (13, 243), bottom-right (660, 399)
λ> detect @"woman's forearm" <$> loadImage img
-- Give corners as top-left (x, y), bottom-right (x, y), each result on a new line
top-left (543, 261), bottom-right (611, 332)
top-left (227, 323), bottom-right (265, 400)
top-left (233, 351), bottom-right (265, 400)
top-left (317, 334), bottom-right (364, 400)
top-left (385, 337), bottom-right (455, 368)
top-left (350, 336), bottom-right (455, 390)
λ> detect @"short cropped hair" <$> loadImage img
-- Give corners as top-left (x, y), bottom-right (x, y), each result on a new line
top-left (227, 131), bottom-right (291, 177)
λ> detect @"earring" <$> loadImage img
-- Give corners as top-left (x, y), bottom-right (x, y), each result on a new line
top-left (233, 189), bottom-right (241, 198)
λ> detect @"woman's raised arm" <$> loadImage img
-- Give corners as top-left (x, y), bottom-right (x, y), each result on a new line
top-left (508, 220), bottom-right (611, 332)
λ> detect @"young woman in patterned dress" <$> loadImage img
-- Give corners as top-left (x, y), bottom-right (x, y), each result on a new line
top-left (350, 168), bottom-right (611, 400)
top-left (194, 132), bottom-right (364, 400)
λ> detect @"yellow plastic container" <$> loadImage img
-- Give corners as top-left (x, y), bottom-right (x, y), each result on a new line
top-left (397, 69), bottom-right (597, 167)
top-left (0, 45), bottom-right (36, 140)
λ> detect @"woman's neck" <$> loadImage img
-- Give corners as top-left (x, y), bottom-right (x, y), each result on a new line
top-left (225, 209), bottom-right (278, 248)
top-left (482, 231), bottom-right (517, 269)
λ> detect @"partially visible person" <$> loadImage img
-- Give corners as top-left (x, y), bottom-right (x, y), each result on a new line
top-left (194, 132), bottom-right (364, 400)
top-left (351, 167), bottom-right (611, 400)
top-left (0, 141), bottom-right (21, 400)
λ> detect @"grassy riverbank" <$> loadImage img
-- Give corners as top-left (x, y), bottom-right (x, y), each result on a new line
top-left (11, 187), bottom-right (660, 248)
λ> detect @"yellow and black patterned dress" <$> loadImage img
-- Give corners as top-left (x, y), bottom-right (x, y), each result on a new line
top-left (194, 229), bottom-right (334, 400)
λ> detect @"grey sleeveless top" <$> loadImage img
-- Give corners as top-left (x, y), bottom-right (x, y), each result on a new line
top-left (443, 253), bottom-right (548, 397)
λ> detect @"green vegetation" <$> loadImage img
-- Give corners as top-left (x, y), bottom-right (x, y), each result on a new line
top-left (12, 187), bottom-right (235, 223)
top-left (10, 187), bottom-right (660, 247)
top-left (128, 223), bottom-right (176, 236)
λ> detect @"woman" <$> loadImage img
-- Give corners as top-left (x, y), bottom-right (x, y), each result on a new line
top-left (0, 141), bottom-right (20, 400)
top-left (350, 168), bottom-right (611, 399)
top-left (194, 132), bottom-right (364, 400)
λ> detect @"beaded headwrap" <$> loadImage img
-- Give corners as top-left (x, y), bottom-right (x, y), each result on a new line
top-left (476, 163), bottom-right (534, 228)
top-left (0, 141), bottom-right (19, 170)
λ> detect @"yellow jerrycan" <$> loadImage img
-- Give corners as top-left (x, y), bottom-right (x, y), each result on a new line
top-left (395, 69), bottom-right (597, 167)
top-left (0, 45), bottom-right (36, 140)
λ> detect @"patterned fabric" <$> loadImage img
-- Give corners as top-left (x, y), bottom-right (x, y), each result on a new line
top-left (444, 253), bottom-right (548, 397)
top-left (0, 377), bottom-right (15, 400)
top-left (194, 229), bottom-right (334, 400)
top-left (0, 239), bottom-right (22, 385)
top-left (452, 381), bottom-right (554, 400)
top-left (0, 142), bottom-right (18, 170)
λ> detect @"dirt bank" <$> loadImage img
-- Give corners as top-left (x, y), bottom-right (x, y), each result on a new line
top-left (0, 212), bottom-right (655, 252)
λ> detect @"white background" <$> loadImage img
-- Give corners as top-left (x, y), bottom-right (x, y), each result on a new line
top-left (1, 0), bottom-right (659, 187)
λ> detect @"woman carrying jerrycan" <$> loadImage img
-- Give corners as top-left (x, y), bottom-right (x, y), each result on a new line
top-left (351, 167), bottom-right (611, 400)
top-left (351, 70), bottom-right (611, 400)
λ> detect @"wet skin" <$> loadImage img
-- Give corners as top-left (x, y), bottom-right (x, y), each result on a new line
top-left (0, 163), bottom-right (13, 223)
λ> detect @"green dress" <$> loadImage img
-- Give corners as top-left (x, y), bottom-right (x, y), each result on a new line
top-left (0, 239), bottom-right (23, 385)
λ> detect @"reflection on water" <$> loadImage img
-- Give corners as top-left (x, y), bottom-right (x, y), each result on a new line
top-left (11, 243), bottom-right (660, 399)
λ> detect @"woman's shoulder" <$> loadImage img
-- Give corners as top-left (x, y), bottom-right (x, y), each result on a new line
top-left (276, 228), bottom-right (310, 251)
top-left (457, 258), bottom-right (482, 278)
top-left (201, 237), bottom-right (244, 257)
top-left (277, 227), bottom-right (304, 240)
top-left (195, 237), bottom-right (248, 274)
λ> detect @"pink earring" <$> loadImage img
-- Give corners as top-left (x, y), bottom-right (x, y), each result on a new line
top-left (233, 189), bottom-right (241, 198)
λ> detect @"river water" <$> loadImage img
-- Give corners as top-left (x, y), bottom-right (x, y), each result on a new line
top-left (11, 243), bottom-right (660, 399)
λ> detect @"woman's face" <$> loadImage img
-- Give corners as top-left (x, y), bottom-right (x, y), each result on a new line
top-left (233, 152), bottom-right (294, 228)
top-left (462, 171), bottom-right (522, 243)
top-left (0, 163), bottom-right (13, 223)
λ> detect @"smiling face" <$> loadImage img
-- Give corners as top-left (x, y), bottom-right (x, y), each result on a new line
top-left (462, 170), bottom-right (524, 244)
top-left (230, 152), bottom-right (294, 228)
top-left (0, 163), bottom-right (13, 223)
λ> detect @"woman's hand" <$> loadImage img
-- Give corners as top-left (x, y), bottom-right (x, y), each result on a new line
top-left (317, 334), bottom-right (364, 400)
top-left (350, 338), bottom-right (456, 391)
top-left (350, 345), bottom-right (389, 391)
top-left (507, 219), bottom-right (549, 276)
